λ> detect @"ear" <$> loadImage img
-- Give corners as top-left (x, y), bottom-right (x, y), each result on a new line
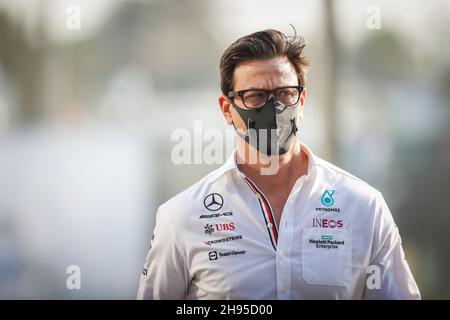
top-left (299, 87), bottom-right (307, 107)
top-left (218, 95), bottom-right (234, 125)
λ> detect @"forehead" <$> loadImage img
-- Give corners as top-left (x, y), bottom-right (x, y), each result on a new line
top-left (233, 56), bottom-right (297, 90)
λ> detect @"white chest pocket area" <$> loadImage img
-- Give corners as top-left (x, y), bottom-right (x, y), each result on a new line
top-left (301, 228), bottom-right (352, 286)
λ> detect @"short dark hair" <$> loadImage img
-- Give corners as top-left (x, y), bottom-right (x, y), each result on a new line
top-left (219, 29), bottom-right (309, 95)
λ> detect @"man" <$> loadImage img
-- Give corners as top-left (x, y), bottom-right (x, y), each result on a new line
top-left (137, 29), bottom-right (420, 299)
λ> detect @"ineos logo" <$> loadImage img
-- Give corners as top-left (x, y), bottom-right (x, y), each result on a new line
top-left (203, 193), bottom-right (223, 211)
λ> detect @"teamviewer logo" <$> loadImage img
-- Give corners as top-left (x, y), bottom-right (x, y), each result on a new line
top-left (208, 251), bottom-right (218, 261)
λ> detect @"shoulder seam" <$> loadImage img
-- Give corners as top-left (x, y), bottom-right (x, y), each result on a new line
top-left (313, 161), bottom-right (375, 190)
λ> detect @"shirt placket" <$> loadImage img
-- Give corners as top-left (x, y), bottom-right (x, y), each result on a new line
top-left (276, 175), bottom-right (307, 300)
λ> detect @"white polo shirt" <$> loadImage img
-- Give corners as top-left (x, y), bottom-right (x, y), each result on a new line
top-left (137, 142), bottom-right (420, 300)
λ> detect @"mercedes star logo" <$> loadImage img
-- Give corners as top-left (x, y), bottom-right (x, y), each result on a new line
top-left (203, 193), bottom-right (224, 211)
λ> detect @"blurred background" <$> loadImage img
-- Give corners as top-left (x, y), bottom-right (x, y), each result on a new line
top-left (0, 0), bottom-right (449, 299)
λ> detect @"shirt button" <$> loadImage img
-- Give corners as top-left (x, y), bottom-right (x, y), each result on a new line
top-left (267, 223), bottom-right (273, 229)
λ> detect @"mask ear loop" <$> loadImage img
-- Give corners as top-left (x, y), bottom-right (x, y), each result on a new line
top-left (230, 117), bottom-right (253, 142)
top-left (245, 118), bottom-right (256, 145)
top-left (229, 95), bottom-right (256, 138)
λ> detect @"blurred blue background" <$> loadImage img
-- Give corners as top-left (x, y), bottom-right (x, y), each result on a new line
top-left (0, 0), bottom-right (449, 299)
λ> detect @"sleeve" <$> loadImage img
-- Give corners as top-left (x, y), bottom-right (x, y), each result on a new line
top-left (362, 193), bottom-right (421, 300)
top-left (136, 205), bottom-right (190, 299)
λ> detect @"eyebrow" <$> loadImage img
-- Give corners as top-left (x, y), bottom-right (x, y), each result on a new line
top-left (235, 86), bottom-right (263, 91)
top-left (234, 85), bottom-right (296, 91)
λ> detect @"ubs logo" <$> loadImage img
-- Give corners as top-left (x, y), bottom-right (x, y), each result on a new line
top-left (204, 222), bottom-right (235, 235)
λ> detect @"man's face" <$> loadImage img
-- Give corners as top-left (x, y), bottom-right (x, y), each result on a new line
top-left (219, 56), bottom-right (306, 137)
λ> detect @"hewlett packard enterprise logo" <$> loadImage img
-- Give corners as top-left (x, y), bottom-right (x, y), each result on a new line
top-left (308, 235), bottom-right (345, 249)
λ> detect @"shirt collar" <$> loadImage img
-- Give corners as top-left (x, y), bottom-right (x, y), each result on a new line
top-left (300, 141), bottom-right (317, 176)
top-left (208, 141), bottom-right (318, 183)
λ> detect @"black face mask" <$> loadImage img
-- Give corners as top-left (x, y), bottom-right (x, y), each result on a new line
top-left (232, 97), bottom-right (299, 156)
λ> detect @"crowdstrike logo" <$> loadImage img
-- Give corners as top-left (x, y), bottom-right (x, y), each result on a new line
top-left (203, 235), bottom-right (243, 246)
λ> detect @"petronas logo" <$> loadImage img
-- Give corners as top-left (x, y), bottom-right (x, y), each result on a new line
top-left (321, 189), bottom-right (335, 206)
